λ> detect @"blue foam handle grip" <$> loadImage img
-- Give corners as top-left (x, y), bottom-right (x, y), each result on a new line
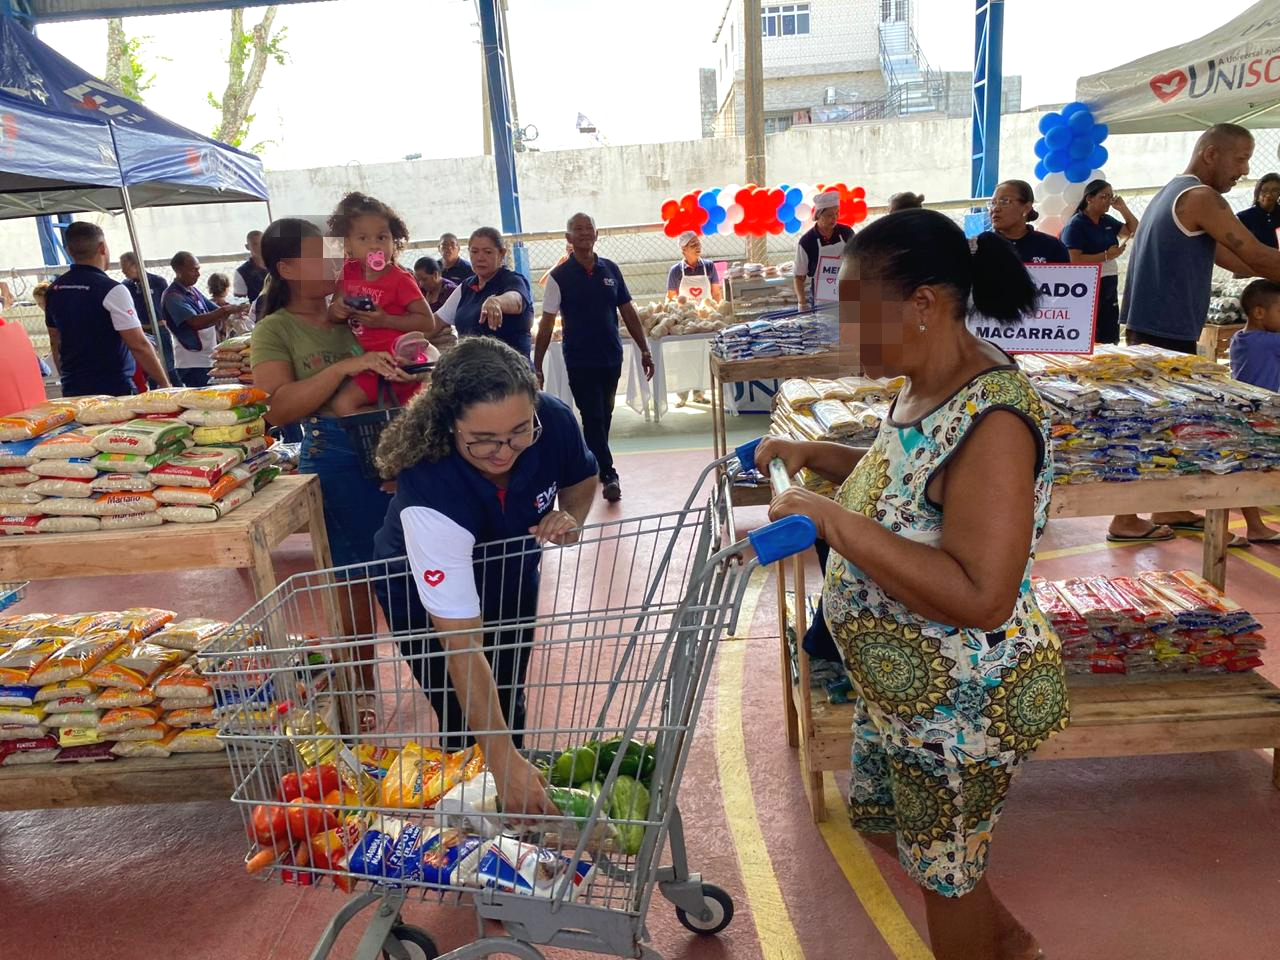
top-left (735, 437), bottom-right (764, 474)
top-left (748, 515), bottom-right (818, 566)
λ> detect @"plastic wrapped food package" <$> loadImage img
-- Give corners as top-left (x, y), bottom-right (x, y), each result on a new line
top-left (113, 722), bottom-right (170, 742)
top-left (153, 472), bottom-right (249, 506)
top-left (30, 431), bottom-right (100, 459)
top-left (0, 487), bottom-right (45, 504)
top-left (92, 419), bottom-right (193, 456)
top-left (42, 710), bottom-right (100, 730)
top-left (168, 728), bottom-right (224, 752)
top-left (74, 397), bottom-right (138, 425)
top-left (0, 500), bottom-right (47, 517)
top-left (0, 638), bottom-right (67, 685)
top-left (0, 735), bottom-right (61, 765)
top-left (157, 485), bottom-right (254, 523)
top-left (88, 641), bottom-right (185, 690)
top-left (111, 737), bottom-right (174, 758)
top-left (0, 402), bottom-right (78, 442)
top-left (164, 705), bottom-right (215, 728)
top-left (150, 621), bottom-right (229, 655)
top-left (28, 633), bottom-right (127, 686)
top-left (98, 705), bottom-right (162, 734)
top-left (127, 388), bottom-right (187, 415)
top-left (192, 420), bottom-right (265, 446)
top-left (178, 403), bottom-right (268, 427)
top-left (34, 517), bottom-right (102, 533)
top-left (149, 447), bottom-right (244, 488)
top-left (93, 687), bottom-right (156, 709)
top-left (29, 459), bottom-right (99, 480)
top-left (90, 473), bottom-right (156, 493)
top-left (94, 608), bottom-right (176, 642)
top-left (39, 493), bottom-right (157, 517)
top-left (0, 467), bottom-right (38, 486)
top-left (176, 384), bottom-right (268, 411)
top-left (100, 513), bottom-right (164, 530)
top-left (90, 442), bottom-right (190, 474)
top-left (28, 613), bottom-right (119, 640)
top-left (27, 477), bottom-right (94, 498)
top-left (0, 614), bottom-right (55, 644)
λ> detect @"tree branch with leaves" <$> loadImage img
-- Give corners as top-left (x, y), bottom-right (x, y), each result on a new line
top-left (104, 17), bottom-right (167, 102)
top-left (208, 5), bottom-right (288, 153)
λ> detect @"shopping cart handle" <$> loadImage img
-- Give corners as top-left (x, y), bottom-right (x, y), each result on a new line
top-left (749, 515), bottom-right (817, 566)
top-left (735, 437), bottom-right (796, 494)
top-left (734, 437), bottom-right (765, 476)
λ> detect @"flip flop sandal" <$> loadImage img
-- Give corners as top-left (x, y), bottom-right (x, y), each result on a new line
top-left (1166, 519), bottom-right (1207, 532)
top-left (1228, 535), bottom-right (1253, 549)
top-left (1248, 533), bottom-right (1280, 544)
top-left (1107, 523), bottom-right (1175, 543)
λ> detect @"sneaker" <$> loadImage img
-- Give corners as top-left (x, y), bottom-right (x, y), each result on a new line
top-left (602, 478), bottom-right (622, 502)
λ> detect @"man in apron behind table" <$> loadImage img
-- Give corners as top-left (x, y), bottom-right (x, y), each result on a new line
top-left (793, 190), bottom-right (855, 311)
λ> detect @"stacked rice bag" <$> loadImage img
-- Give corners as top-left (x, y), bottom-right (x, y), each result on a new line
top-left (0, 385), bottom-right (281, 534)
top-left (210, 335), bottom-right (253, 386)
top-left (0, 606), bottom-right (229, 763)
top-left (1032, 570), bottom-right (1266, 675)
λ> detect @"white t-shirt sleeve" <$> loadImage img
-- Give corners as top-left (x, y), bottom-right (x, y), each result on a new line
top-left (793, 240), bottom-right (810, 277)
top-left (436, 285), bottom-right (462, 326)
top-left (403, 506), bottom-right (481, 619)
top-left (541, 274), bottom-right (562, 315)
top-left (232, 271), bottom-right (248, 298)
top-left (103, 284), bottom-right (142, 332)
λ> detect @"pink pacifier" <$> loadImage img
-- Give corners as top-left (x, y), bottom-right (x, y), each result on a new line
top-left (393, 333), bottom-right (438, 366)
top-left (366, 250), bottom-right (386, 271)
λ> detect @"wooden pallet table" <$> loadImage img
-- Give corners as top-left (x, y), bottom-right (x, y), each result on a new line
top-left (777, 471), bottom-right (1280, 821)
top-left (0, 474), bottom-right (333, 809)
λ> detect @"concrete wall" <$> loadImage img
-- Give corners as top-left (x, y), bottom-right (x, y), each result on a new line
top-left (0, 114), bottom-right (1203, 274)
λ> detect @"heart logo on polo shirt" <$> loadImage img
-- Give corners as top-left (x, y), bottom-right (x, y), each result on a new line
top-left (423, 570), bottom-right (445, 587)
top-left (689, 286), bottom-right (704, 297)
top-left (1149, 69), bottom-right (1188, 103)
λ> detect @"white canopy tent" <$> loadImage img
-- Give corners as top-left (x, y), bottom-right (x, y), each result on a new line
top-left (1076, 1), bottom-right (1280, 135)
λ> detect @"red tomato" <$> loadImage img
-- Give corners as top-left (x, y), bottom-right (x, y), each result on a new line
top-left (286, 803), bottom-right (339, 842)
top-left (249, 804), bottom-right (288, 846)
top-left (278, 772), bottom-right (303, 802)
top-left (300, 764), bottom-right (341, 802)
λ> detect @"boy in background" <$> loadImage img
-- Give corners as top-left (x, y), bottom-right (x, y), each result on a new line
top-left (1230, 279), bottom-right (1280, 543)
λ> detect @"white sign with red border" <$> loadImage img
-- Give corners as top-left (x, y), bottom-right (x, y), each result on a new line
top-left (968, 263), bottom-right (1101, 355)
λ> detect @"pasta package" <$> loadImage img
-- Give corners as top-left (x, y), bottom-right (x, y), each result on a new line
top-left (380, 741), bottom-right (446, 808)
top-left (0, 467), bottom-right (38, 487)
top-left (149, 447), bottom-right (244, 488)
top-left (127, 388), bottom-right (187, 415)
top-left (158, 485), bottom-right (253, 524)
top-left (150, 620), bottom-right (229, 654)
top-left (90, 473), bottom-right (156, 493)
top-left (89, 443), bottom-right (189, 474)
top-left (29, 633), bottom-right (127, 686)
top-left (176, 384), bottom-right (268, 411)
top-left (92, 419), bottom-right (193, 456)
top-left (30, 431), bottom-right (100, 459)
top-left (98, 705), bottom-right (162, 734)
top-left (192, 420), bottom-right (265, 446)
top-left (28, 478), bottom-right (94, 498)
top-left (0, 402), bottom-right (77, 442)
top-left (75, 397), bottom-right (140, 425)
top-left (153, 472), bottom-right (247, 506)
top-left (87, 642), bottom-right (185, 690)
top-left (29, 459), bottom-right (99, 480)
top-left (179, 403), bottom-right (268, 427)
top-left (101, 513), bottom-right (164, 530)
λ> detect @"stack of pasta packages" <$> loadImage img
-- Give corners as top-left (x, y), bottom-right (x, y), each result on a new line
top-left (1206, 278), bottom-right (1248, 326)
top-left (210, 335), bottom-right (253, 386)
top-left (1032, 569), bottom-right (1266, 675)
top-left (0, 608), bottom-right (231, 765)
top-left (1019, 345), bottom-right (1280, 485)
top-left (711, 313), bottom-right (838, 360)
top-left (769, 376), bottom-right (901, 494)
top-left (0, 385), bottom-right (284, 535)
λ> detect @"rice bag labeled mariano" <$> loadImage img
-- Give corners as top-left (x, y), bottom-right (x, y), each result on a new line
top-left (28, 459), bottom-right (99, 480)
top-left (152, 472), bottom-right (248, 506)
top-left (179, 403), bottom-right (268, 427)
top-left (149, 447), bottom-right (244, 488)
top-left (29, 633), bottom-right (126, 685)
top-left (92, 419), bottom-right (193, 456)
top-left (0, 402), bottom-right (77, 442)
top-left (0, 467), bottom-right (38, 487)
top-left (176, 384), bottom-right (268, 411)
top-left (191, 420), bottom-right (265, 446)
top-left (474, 836), bottom-right (595, 901)
top-left (101, 513), bottom-right (165, 530)
top-left (150, 620), bottom-right (229, 654)
top-left (30, 431), bottom-right (100, 459)
top-left (89, 442), bottom-right (189, 474)
top-left (87, 641), bottom-right (185, 690)
top-left (0, 735), bottom-right (61, 765)
top-left (90, 473), bottom-right (156, 493)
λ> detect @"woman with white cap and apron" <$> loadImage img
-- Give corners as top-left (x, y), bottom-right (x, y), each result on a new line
top-left (793, 190), bottom-right (855, 311)
top-left (665, 230), bottom-right (723, 405)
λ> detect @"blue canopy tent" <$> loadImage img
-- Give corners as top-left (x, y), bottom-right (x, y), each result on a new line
top-left (0, 14), bottom-right (269, 343)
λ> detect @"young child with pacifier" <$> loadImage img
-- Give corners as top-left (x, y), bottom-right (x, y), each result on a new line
top-left (326, 191), bottom-right (442, 416)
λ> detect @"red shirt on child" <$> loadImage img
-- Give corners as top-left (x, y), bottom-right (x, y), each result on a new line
top-left (340, 260), bottom-right (427, 405)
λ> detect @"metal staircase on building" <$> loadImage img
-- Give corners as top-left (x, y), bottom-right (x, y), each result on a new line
top-left (878, 19), bottom-right (942, 117)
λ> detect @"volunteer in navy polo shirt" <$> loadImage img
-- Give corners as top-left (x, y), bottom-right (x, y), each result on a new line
top-left (986, 179), bottom-right (1069, 265)
top-left (1061, 180), bottom-right (1140, 344)
top-left (438, 232), bottom-right (473, 284)
top-left (233, 229), bottom-right (269, 302)
top-left (533, 213), bottom-right (656, 504)
top-left (793, 190), bottom-right (855, 310)
top-left (119, 251), bottom-right (179, 383)
top-left (44, 222), bottom-right (171, 396)
top-left (434, 227), bottom-right (534, 357)
top-left (372, 338), bottom-right (597, 813)
top-left (1237, 173), bottom-right (1280, 250)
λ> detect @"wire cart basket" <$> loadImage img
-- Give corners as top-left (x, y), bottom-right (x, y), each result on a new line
top-left (203, 445), bottom-right (813, 960)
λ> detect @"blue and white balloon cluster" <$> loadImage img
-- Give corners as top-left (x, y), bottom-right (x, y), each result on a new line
top-left (1031, 102), bottom-right (1109, 236)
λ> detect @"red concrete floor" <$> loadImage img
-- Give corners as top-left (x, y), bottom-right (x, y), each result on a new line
top-left (2, 447), bottom-right (1279, 960)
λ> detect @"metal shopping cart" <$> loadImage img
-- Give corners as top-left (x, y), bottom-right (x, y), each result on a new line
top-left (204, 444), bottom-right (813, 960)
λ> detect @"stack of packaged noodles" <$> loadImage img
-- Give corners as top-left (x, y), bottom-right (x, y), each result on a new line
top-left (1020, 346), bottom-right (1280, 484)
top-left (210, 335), bottom-right (253, 386)
top-left (711, 313), bottom-right (838, 360)
top-left (1032, 569), bottom-right (1265, 675)
top-left (1206, 278), bottom-right (1248, 325)
top-left (0, 386), bottom-right (284, 534)
top-left (0, 608), bottom-right (232, 764)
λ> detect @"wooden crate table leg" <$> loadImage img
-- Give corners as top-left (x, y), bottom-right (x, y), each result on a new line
top-left (778, 563), bottom-right (799, 749)
top-left (247, 525), bottom-right (278, 600)
top-left (1203, 507), bottom-right (1229, 590)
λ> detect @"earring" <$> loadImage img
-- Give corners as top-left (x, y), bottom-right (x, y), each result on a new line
top-left (918, 319), bottom-right (927, 333)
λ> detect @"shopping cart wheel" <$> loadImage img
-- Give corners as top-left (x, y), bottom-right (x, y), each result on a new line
top-left (675, 883), bottom-right (735, 936)
top-left (382, 924), bottom-right (438, 960)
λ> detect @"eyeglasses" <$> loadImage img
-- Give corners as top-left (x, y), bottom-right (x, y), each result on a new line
top-left (458, 413), bottom-right (542, 459)
top-left (986, 198), bottom-right (1022, 209)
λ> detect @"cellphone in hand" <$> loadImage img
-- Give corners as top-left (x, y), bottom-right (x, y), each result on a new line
top-left (344, 295), bottom-right (375, 312)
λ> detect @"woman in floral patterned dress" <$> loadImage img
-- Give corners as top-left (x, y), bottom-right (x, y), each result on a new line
top-left (757, 209), bottom-right (1069, 960)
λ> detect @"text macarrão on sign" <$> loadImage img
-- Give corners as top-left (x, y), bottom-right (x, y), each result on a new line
top-left (968, 263), bottom-right (1101, 355)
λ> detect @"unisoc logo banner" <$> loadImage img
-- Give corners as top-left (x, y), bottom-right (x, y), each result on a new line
top-left (968, 263), bottom-right (1100, 355)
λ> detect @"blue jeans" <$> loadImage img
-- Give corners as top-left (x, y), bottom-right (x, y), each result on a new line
top-left (300, 415), bottom-right (393, 571)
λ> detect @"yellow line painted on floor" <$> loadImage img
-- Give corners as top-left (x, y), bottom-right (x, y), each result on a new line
top-left (817, 774), bottom-right (935, 960)
top-left (1230, 548), bottom-right (1280, 583)
top-left (716, 567), bottom-right (806, 959)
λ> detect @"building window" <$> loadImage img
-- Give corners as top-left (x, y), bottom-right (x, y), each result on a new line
top-left (762, 3), bottom-right (810, 38)
top-left (764, 114), bottom-right (792, 135)
top-left (881, 0), bottom-right (907, 21)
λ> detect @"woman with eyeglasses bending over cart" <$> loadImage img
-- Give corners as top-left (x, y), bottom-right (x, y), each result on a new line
top-left (371, 336), bottom-right (599, 816)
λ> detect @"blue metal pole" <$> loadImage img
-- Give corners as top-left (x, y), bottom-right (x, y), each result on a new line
top-left (11, 13), bottom-right (68, 267)
top-left (970, 0), bottom-right (1004, 199)
top-left (477, 0), bottom-right (528, 281)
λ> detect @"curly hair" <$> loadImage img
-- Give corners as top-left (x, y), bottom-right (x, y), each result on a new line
top-left (375, 337), bottom-right (538, 479)
top-left (327, 191), bottom-right (411, 254)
